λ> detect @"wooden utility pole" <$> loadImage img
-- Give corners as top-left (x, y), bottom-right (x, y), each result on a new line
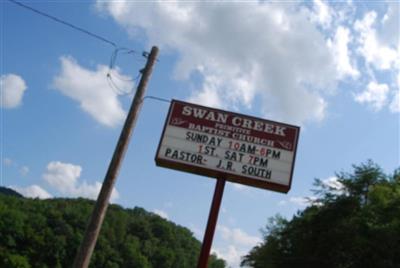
top-left (197, 178), bottom-right (226, 268)
top-left (73, 46), bottom-right (159, 268)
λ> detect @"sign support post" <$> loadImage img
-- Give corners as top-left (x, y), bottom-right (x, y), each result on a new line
top-left (73, 46), bottom-right (159, 268)
top-left (197, 178), bottom-right (226, 268)
top-left (155, 100), bottom-right (300, 267)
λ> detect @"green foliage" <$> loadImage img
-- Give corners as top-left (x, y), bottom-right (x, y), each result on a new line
top-left (0, 195), bottom-right (226, 267)
top-left (242, 161), bottom-right (400, 268)
top-left (209, 254), bottom-right (227, 268)
top-left (0, 186), bottom-right (23, 197)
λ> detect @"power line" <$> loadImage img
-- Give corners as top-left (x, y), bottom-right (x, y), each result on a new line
top-left (107, 47), bottom-right (143, 95)
top-left (108, 48), bottom-right (138, 79)
top-left (7, 0), bottom-right (147, 96)
top-left (7, 0), bottom-right (118, 48)
top-left (7, 0), bottom-right (167, 103)
top-left (143, 96), bottom-right (171, 104)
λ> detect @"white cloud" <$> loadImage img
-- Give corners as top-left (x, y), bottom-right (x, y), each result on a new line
top-left (214, 225), bottom-right (261, 267)
top-left (278, 200), bottom-right (287, 206)
top-left (231, 182), bottom-right (247, 191)
top-left (153, 209), bottom-right (169, 220)
top-left (279, 195), bottom-right (322, 208)
top-left (390, 88), bottom-right (400, 113)
top-left (96, 1), bottom-right (339, 125)
top-left (322, 176), bottom-right (344, 191)
top-left (43, 161), bottom-right (81, 192)
top-left (379, 2), bottom-right (400, 48)
top-left (320, 176), bottom-right (347, 197)
top-left (217, 225), bottom-right (261, 247)
top-left (189, 224), bottom-right (203, 240)
top-left (354, 11), bottom-right (398, 71)
top-left (188, 76), bottom-right (223, 109)
top-left (53, 56), bottom-right (133, 127)
top-left (213, 245), bottom-right (242, 268)
top-left (311, 0), bottom-right (333, 28)
top-left (391, 72), bottom-right (400, 113)
top-left (355, 81), bottom-right (389, 111)
top-left (328, 26), bottom-right (359, 78)
top-left (352, 6), bottom-right (399, 113)
top-left (281, 178), bottom-right (344, 208)
top-left (43, 161), bottom-right (119, 202)
top-left (0, 73), bottom-right (27, 108)
top-left (289, 196), bottom-right (311, 206)
top-left (12, 185), bottom-right (52, 199)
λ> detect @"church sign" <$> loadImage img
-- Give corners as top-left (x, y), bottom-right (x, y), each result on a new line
top-left (155, 100), bottom-right (300, 193)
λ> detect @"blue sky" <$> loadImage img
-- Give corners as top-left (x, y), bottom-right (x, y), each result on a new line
top-left (1, 1), bottom-right (399, 267)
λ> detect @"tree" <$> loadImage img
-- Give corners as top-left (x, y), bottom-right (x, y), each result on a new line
top-left (0, 193), bottom-right (226, 267)
top-left (241, 161), bottom-right (400, 268)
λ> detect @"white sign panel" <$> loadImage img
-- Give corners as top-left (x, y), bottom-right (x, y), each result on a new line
top-left (155, 100), bottom-right (300, 193)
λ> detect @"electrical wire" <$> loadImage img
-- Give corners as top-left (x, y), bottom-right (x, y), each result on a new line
top-left (7, 0), bottom-right (118, 48)
top-left (142, 96), bottom-right (171, 104)
top-left (106, 72), bottom-right (141, 96)
top-left (7, 0), bottom-right (167, 104)
top-left (106, 47), bottom-right (144, 95)
top-left (108, 48), bottom-right (139, 82)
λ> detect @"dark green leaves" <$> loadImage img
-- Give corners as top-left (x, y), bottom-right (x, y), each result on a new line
top-left (0, 196), bottom-right (226, 267)
top-left (242, 161), bottom-right (400, 268)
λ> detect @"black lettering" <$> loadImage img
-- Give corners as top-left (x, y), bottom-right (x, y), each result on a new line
top-left (242, 165), bottom-right (271, 180)
top-left (272, 150), bottom-right (281, 159)
top-left (165, 148), bottom-right (172, 157)
top-left (224, 151), bottom-right (244, 162)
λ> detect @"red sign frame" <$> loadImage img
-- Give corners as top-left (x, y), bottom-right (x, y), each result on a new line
top-left (155, 100), bottom-right (300, 193)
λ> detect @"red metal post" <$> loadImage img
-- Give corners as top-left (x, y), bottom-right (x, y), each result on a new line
top-left (197, 178), bottom-right (226, 268)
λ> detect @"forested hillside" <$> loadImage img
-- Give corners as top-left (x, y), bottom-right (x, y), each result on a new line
top-left (0, 192), bottom-right (226, 268)
top-left (0, 187), bottom-right (23, 197)
top-left (241, 161), bottom-right (400, 268)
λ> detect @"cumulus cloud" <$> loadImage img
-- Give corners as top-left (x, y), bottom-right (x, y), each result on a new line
top-left (94, 1), bottom-right (400, 123)
top-left (355, 81), bottom-right (389, 111)
top-left (53, 56), bottom-right (133, 127)
top-left (189, 224), bottom-right (203, 240)
top-left (0, 73), bottom-right (27, 108)
top-left (12, 185), bottom-right (52, 199)
top-left (231, 183), bottom-right (247, 192)
top-left (390, 88), bottom-right (400, 113)
top-left (213, 246), bottom-right (242, 268)
top-left (310, 0), bottom-right (333, 28)
top-left (328, 26), bottom-right (359, 78)
top-left (289, 196), bottom-right (311, 206)
top-left (218, 225), bottom-right (261, 247)
top-left (322, 176), bottom-right (345, 191)
top-left (278, 195), bottom-right (322, 208)
top-left (379, 2), bottom-right (400, 48)
top-left (351, 4), bottom-right (399, 113)
top-left (96, 1), bottom-right (339, 125)
top-left (153, 209), bottom-right (169, 220)
top-left (214, 225), bottom-right (261, 267)
top-left (43, 161), bottom-right (119, 202)
top-left (354, 11), bottom-right (398, 71)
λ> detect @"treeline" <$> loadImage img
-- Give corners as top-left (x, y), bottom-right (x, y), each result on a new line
top-left (241, 161), bottom-right (400, 268)
top-left (0, 191), bottom-right (226, 268)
